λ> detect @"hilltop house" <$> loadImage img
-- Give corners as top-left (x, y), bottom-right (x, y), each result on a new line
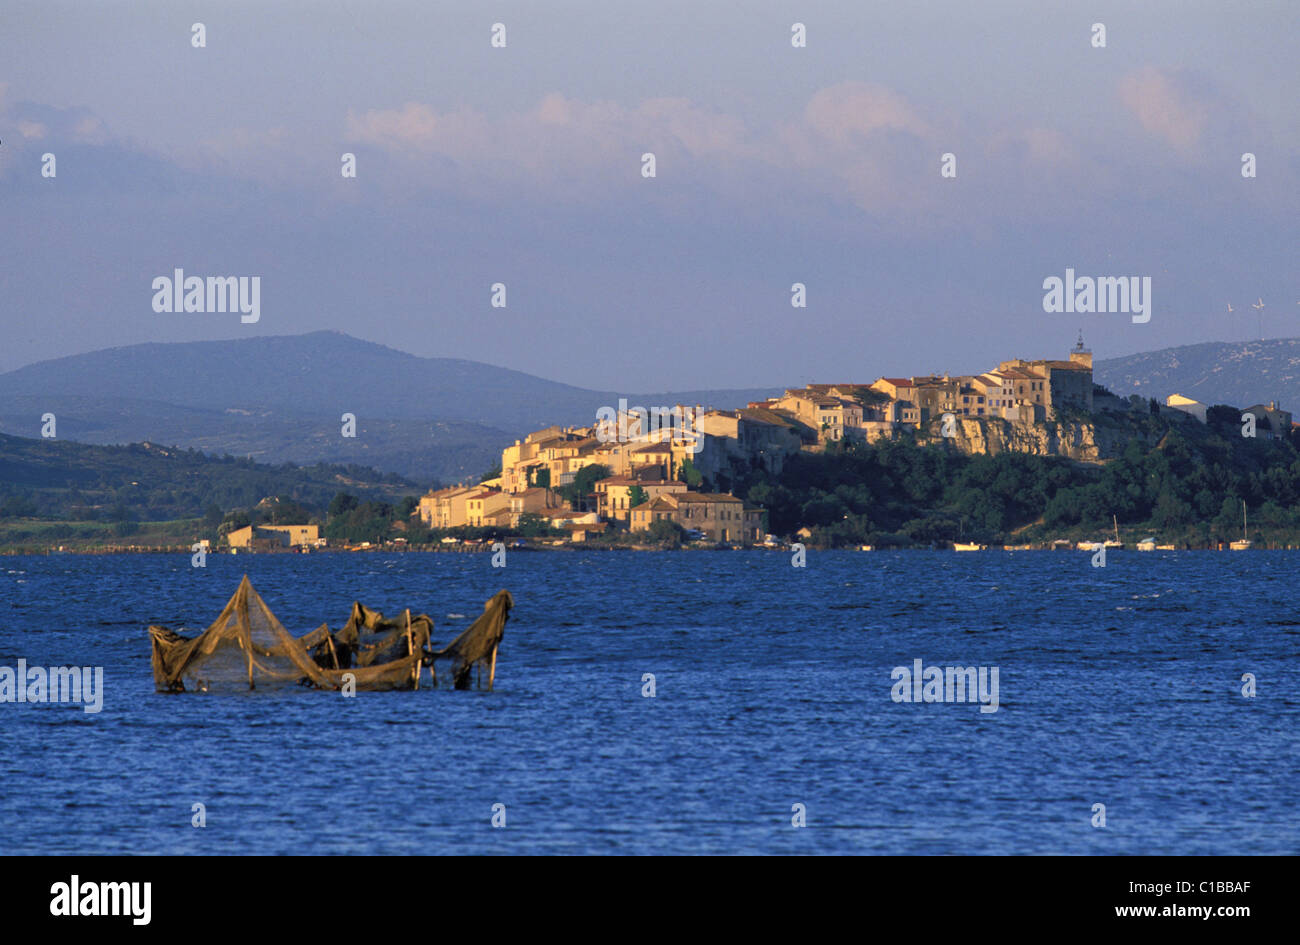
top-left (594, 475), bottom-right (688, 523)
top-left (629, 492), bottom-right (765, 543)
top-left (1241, 402), bottom-right (1293, 439)
top-left (1166, 393), bottom-right (1207, 423)
top-left (417, 485), bottom-right (481, 529)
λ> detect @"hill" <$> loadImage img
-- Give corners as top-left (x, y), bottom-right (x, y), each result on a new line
top-left (0, 432), bottom-right (418, 525)
top-left (0, 332), bottom-right (780, 479)
top-left (1095, 337), bottom-right (1300, 408)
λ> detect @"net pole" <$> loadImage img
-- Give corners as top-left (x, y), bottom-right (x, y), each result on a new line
top-left (238, 581), bottom-right (254, 690)
top-left (405, 609), bottom-right (418, 690)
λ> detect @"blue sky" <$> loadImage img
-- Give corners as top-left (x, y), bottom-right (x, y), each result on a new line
top-left (2, 1), bottom-right (1296, 389)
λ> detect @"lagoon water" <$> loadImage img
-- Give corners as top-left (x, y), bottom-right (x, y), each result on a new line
top-left (1, 550), bottom-right (1296, 855)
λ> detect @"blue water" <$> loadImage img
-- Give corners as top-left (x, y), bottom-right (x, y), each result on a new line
top-left (1, 550), bottom-right (1296, 854)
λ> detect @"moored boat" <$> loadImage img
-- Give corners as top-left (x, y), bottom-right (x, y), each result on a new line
top-left (1230, 500), bottom-right (1252, 550)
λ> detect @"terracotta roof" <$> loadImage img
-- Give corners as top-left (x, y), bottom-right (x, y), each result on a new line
top-left (630, 496), bottom-right (678, 512)
top-left (737, 407), bottom-right (796, 427)
top-left (594, 476), bottom-right (639, 486)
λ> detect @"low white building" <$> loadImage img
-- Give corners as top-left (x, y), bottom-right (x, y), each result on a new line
top-left (1165, 393), bottom-right (1207, 423)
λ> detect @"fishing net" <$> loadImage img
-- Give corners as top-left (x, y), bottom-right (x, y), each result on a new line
top-left (432, 590), bottom-right (514, 689)
top-left (319, 601), bottom-right (435, 670)
top-left (149, 576), bottom-right (427, 692)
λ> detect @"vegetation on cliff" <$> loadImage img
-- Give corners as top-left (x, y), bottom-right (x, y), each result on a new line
top-left (730, 408), bottom-right (1300, 548)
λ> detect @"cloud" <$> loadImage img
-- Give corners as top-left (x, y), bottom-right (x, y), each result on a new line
top-left (345, 94), bottom-right (749, 166)
top-left (0, 100), bottom-right (111, 148)
top-left (341, 93), bottom-right (755, 206)
top-left (773, 82), bottom-right (938, 215)
top-left (1117, 67), bottom-right (1210, 153)
top-left (71, 115), bottom-right (108, 145)
top-left (0, 99), bottom-right (113, 178)
top-left (344, 83), bottom-right (944, 216)
top-left (801, 82), bottom-right (931, 144)
top-left (345, 101), bottom-right (487, 151)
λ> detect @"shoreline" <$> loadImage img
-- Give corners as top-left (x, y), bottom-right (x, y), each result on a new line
top-left (4, 543), bottom-right (1297, 556)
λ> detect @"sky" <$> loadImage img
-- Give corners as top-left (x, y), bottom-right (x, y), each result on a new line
top-left (1, 0), bottom-right (1297, 390)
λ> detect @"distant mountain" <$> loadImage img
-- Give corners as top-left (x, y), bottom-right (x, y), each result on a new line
top-left (1095, 338), bottom-right (1300, 409)
top-left (0, 332), bottom-right (780, 479)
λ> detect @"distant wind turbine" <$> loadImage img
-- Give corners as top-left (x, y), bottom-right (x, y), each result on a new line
top-left (1251, 297), bottom-right (1265, 340)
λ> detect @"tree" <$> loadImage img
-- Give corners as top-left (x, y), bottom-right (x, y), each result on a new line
top-left (559, 463), bottom-right (611, 506)
top-left (848, 387), bottom-right (890, 409)
top-left (267, 496), bottom-right (310, 524)
top-left (1151, 490), bottom-right (1192, 528)
top-left (328, 492), bottom-right (359, 517)
top-left (218, 509), bottom-right (251, 535)
top-left (515, 513), bottom-right (553, 537)
top-left (678, 457), bottom-right (703, 488)
top-left (628, 485), bottom-right (648, 508)
top-left (647, 518), bottom-right (684, 547)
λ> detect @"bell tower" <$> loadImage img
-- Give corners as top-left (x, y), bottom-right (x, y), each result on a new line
top-left (1069, 330), bottom-right (1092, 369)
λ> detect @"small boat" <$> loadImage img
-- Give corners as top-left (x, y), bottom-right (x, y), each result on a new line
top-left (1229, 500), bottom-right (1252, 550)
top-left (1156, 543), bottom-right (1176, 550)
top-left (1104, 515), bottom-right (1123, 549)
top-left (1136, 538), bottom-right (1157, 551)
top-left (1076, 540), bottom-right (1101, 551)
top-left (953, 517), bottom-right (984, 551)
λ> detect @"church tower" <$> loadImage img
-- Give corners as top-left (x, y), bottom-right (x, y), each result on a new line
top-left (1069, 330), bottom-right (1093, 370)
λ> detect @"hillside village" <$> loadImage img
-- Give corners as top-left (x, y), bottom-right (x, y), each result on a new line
top-left (6, 337), bottom-right (1299, 554)
top-left (400, 338), bottom-right (1294, 547)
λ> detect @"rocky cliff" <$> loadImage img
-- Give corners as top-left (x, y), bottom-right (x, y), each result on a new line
top-left (915, 417), bottom-right (1141, 463)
